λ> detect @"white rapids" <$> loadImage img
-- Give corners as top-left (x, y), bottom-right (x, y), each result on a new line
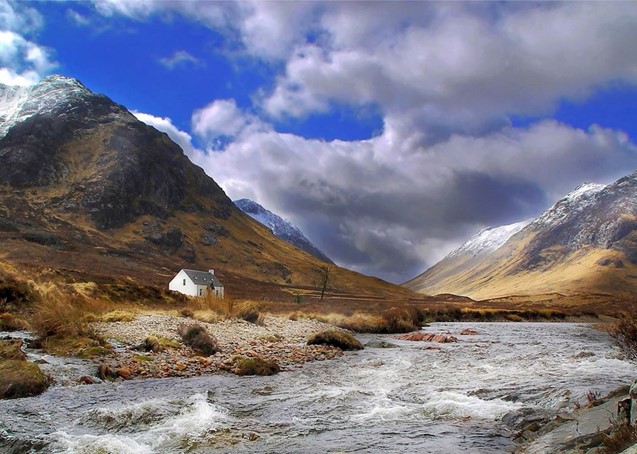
top-left (0, 322), bottom-right (633, 453)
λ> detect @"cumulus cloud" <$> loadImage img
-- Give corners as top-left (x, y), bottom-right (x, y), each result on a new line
top-left (99, 1), bottom-right (637, 282)
top-left (0, 1), bottom-right (55, 86)
top-left (136, 108), bottom-right (636, 282)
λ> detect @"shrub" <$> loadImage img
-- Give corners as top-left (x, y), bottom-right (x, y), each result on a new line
top-left (178, 324), bottom-right (221, 356)
top-left (600, 415), bottom-right (637, 453)
top-left (231, 355), bottom-right (280, 376)
top-left (236, 301), bottom-right (260, 323)
top-left (610, 312), bottom-right (637, 362)
top-left (30, 290), bottom-right (88, 338)
top-left (179, 308), bottom-right (194, 318)
top-left (379, 308), bottom-right (421, 333)
top-left (307, 330), bottom-right (363, 351)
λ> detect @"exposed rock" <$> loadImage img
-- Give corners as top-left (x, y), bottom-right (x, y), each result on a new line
top-left (97, 363), bottom-right (113, 380)
top-left (0, 360), bottom-right (49, 399)
top-left (397, 332), bottom-right (458, 343)
top-left (117, 367), bottom-right (131, 379)
top-left (460, 328), bottom-right (479, 335)
top-left (365, 340), bottom-right (399, 348)
top-left (79, 375), bottom-right (96, 385)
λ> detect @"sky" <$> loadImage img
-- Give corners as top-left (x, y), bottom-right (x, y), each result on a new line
top-left (2, 0), bottom-right (637, 283)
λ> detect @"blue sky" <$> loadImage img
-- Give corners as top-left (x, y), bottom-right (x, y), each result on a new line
top-left (2, 1), bottom-right (637, 283)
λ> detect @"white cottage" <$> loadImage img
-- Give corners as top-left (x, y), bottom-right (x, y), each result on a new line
top-left (169, 269), bottom-right (224, 298)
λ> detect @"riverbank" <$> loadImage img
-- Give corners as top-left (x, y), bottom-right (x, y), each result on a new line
top-left (88, 313), bottom-right (345, 380)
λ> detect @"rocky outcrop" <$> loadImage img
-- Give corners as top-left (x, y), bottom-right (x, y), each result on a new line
top-left (396, 332), bottom-right (458, 343)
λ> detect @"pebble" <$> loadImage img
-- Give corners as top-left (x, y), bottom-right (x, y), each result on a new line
top-left (92, 314), bottom-right (346, 379)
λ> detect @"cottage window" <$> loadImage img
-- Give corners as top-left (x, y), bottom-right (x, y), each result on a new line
top-left (183, 279), bottom-right (186, 286)
top-left (199, 288), bottom-right (203, 296)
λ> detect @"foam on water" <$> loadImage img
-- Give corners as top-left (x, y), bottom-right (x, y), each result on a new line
top-left (1, 323), bottom-right (634, 453)
top-left (421, 391), bottom-right (522, 420)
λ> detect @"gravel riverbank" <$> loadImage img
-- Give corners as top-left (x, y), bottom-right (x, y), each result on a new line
top-left (91, 313), bottom-right (345, 379)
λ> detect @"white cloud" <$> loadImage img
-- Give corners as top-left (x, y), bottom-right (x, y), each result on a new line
top-left (90, 1), bottom-right (637, 282)
top-left (191, 99), bottom-right (269, 146)
top-left (0, 30), bottom-right (56, 86)
top-left (132, 111), bottom-right (198, 157)
top-left (158, 50), bottom-right (201, 69)
top-left (66, 9), bottom-right (90, 26)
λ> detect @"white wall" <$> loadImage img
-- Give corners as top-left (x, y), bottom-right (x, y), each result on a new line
top-left (169, 270), bottom-right (198, 296)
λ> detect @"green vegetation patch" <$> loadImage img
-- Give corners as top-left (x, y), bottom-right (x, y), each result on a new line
top-left (142, 335), bottom-right (181, 352)
top-left (0, 360), bottom-right (49, 399)
top-left (307, 330), bottom-right (363, 351)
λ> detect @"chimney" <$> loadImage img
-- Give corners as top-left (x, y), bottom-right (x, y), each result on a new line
top-left (208, 269), bottom-right (215, 275)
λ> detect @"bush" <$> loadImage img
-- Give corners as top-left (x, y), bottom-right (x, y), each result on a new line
top-left (307, 330), bottom-right (363, 351)
top-left (610, 312), bottom-right (637, 362)
top-left (236, 302), bottom-right (260, 323)
top-left (231, 355), bottom-right (279, 376)
top-left (178, 324), bottom-right (221, 356)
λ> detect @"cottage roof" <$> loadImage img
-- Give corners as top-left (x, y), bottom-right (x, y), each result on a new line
top-left (182, 269), bottom-right (224, 288)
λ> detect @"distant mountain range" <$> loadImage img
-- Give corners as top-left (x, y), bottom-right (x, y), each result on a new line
top-left (0, 75), bottom-right (413, 301)
top-left (405, 177), bottom-right (637, 298)
top-left (234, 199), bottom-right (333, 264)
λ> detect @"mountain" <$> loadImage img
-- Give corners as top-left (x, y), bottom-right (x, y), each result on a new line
top-left (0, 75), bottom-right (414, 301)
top-left (405, 178), bottom-right (637, 298)
top-left (234, 199), bottom-right (333, 264)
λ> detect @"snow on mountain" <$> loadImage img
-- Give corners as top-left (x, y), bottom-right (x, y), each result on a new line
top-left (0, 75), bottom-right (95, 139)
top-left (447, 219), bottom-right (532, 259)
top-left (532, 182), bottom-right (607, 228)
top-left (234, 199), bottom-right (333, 264)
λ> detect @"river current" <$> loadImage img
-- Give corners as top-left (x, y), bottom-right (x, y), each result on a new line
top-left (0, 322), bottom-right (635, 453)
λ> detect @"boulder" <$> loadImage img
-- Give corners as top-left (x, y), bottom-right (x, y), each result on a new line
top-left (460, 329), bottom-right (479, 335)
top-left (365, 340), bottom-right (399, 349)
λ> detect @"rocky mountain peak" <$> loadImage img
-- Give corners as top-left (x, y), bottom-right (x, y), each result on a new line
top-left (234, 199), bottom-right (333, 264)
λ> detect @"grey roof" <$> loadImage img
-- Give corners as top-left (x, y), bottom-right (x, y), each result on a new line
top-left (182, 269), bottom-right (224, 287)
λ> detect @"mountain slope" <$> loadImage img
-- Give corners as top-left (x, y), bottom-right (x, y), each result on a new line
top-left (405, 178), bottom-right (637, 298)
top-left (0, 75), bottom-right (413, 301)
top-left (234, 199), bottom-right (333, 264)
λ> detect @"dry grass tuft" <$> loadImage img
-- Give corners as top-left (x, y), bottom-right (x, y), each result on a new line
top-left (178, 323), bottom-right (221, 356)
top-left (231, 355), bottom-right (279, 376)
top-left (307, 330), bottom-right (363, 350)
top-left (610, 311), bottom-right (637, 362)
top-left (100, 310), bottom-right (136, 323)
top-left (235, 301), bottom-right (261, 323)
top-left (29, 289), bottom-right (89, 338)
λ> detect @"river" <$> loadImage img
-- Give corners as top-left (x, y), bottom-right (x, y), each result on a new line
top-left (0, 322), bottom-right (634, 453)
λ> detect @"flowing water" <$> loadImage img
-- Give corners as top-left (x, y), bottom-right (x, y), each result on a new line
top-left (0, 322), bottom-right (634, 453)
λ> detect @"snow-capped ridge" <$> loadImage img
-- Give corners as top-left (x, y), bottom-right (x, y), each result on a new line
top-left (234, 199), bottom-right (333, 263)
top-left (532, 182), bottom-right (606, 228)
top-left (447, 219), bottom-right (532, 259)
top-left (0, 75), bottom-right (93, 140)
